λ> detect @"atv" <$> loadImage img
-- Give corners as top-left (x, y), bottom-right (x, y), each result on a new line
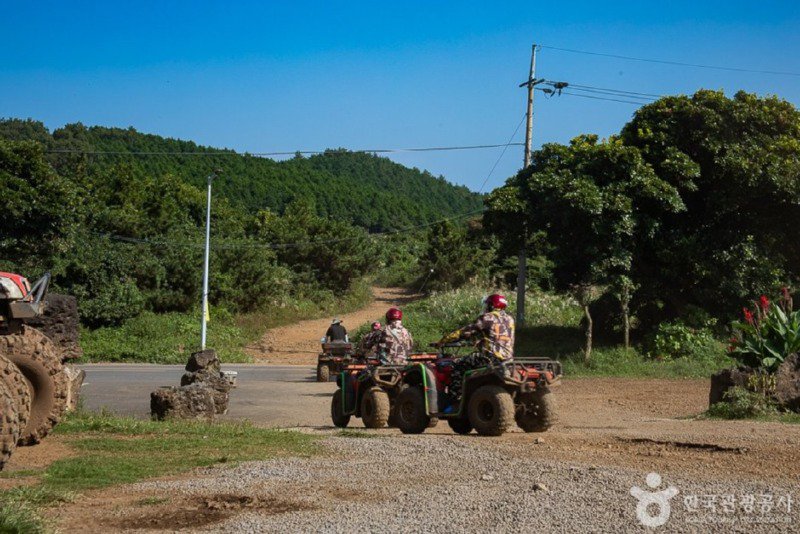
top-left (328, 352), bottom-right (441, 429)
top-left (316, 341), bottom-right (354, 382)
top-left (393, 342), bottom-right (562, 436)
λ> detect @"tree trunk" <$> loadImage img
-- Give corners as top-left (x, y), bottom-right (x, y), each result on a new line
top-left (623, 307), bottom-right (630, 349)
top-left (583, 305), bottom-right (593, 361)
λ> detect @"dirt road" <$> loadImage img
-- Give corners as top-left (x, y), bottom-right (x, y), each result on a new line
top-left (27, 375), bottom-right (800, 532)
top-left (245, 287), bottom-right (418, 365)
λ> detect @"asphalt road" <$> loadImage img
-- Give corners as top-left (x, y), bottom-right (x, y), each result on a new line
top-left (78, 364), bottom-right (333, 428)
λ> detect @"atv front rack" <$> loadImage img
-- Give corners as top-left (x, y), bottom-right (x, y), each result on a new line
top-left (514, 356), bottom-right (563, 378)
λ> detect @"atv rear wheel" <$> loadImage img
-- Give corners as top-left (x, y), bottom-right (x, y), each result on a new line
top-left (468, 385), bottom-right (514, 436)
top-left (317, 364), bottom-right (330, 382)
top-left (516, 389), bottom-right (557, 432)
top-left (395, 386), bottom-right (430, 434)
top-left (331, 388), bottom-right (350, 428)
top-left (0, 354), bottom-right (32, 438)
top-left (447, 417), bottom-right (473, 435)
top-left (361, 387), bottom-right (390, 428)
top-left (0, 381), bottom-right (20, 471)
top-left (0, 327), bottom-right (68, 445)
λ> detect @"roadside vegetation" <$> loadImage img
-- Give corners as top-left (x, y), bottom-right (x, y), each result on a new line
top-left (0, 409), bottom-right (318, 533)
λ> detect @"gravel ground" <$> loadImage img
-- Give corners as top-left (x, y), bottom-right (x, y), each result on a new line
top-left (131, 432), bottom-right (799, 533)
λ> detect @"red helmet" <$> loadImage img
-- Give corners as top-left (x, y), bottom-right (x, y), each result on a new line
top-left (485, 294), bottom-right (508, 311)
top-left (371, 321), bottom-right (381, 330)
top-left (386, 307), bottom-right (402, 321)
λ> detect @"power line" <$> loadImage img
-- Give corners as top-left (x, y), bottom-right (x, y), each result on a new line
top-left (477, 112), bottom-right (527, 193)
top-left (535, 87), bottom-right (653, 106)
top-left (46, 143), bottom-right (524, 157)
top-left (558, 82), bottom-right (662, 99)
top-left (540, 44), bottom-right (800, 77)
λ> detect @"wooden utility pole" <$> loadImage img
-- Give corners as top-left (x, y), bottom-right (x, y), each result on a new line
top-left (517, 44), bottom-right (538, 327)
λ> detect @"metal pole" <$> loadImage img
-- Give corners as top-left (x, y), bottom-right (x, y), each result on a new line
top-left (200, 173), bottom-right (214, 350)
top-left (517, 44), bottom-right (538, 328)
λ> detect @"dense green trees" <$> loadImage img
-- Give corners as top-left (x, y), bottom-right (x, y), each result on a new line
top-left (485, 90), bottom-right (800, 340)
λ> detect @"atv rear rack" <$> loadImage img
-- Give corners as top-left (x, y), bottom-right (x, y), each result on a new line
top-left (513, 356), bottom-right (563, 377)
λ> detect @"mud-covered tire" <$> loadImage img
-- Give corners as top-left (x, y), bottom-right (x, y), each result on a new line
top-left (0, 354), bottom-right (32, 437)
top-left (516, 389), bottom-right (557, 433)
top-left (395, 386), bottom-right (430, 434)
top-left (0, 381), bottom-right (20, 471)
top-left (361, 387), bottom-right (390, 429)
top-left (447, 417), bottom-right (473, 435)
top-left (468, 385), bottom-right (514, 437)
top-left (0, 326), bottom-right (68, 445)
top-left (317, 364), bottom-right (330, 382)
top-left (331, 388), bottom-right (351, 428)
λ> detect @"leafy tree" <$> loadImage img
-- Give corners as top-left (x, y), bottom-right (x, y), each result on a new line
top-left (621, 90), bottom-right (800, 322)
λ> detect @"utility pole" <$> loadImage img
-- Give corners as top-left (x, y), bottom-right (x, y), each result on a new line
top-left (516, 43), bottom-right (539, 328)
top-left (200, 171), bottom-right (217, 350)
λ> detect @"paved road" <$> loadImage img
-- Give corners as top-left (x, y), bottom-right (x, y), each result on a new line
top-left (79, 364), bottom-right (333, 428)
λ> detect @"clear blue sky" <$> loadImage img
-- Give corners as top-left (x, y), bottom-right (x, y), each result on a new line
top-left (2, 1), bottom-right (799, 191)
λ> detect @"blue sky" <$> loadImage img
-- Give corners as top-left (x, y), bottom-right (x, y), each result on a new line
top-left (2, 1), bottom-right (799, 191)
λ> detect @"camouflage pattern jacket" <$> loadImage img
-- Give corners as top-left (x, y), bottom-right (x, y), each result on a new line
top-left (365, 320), bottom-right (414, 364)
top-left (356, 330), bottom-right (382, 359)
top-left (441, 310), bottom-right (515, 361)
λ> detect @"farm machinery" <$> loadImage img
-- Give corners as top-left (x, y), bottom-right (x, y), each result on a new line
top-left (330, 343), bottom-right (561, 436)
top-left (0, 271), bottom-right (83, 470)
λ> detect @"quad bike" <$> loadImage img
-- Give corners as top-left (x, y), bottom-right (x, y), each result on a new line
top-left (392, 342), bottom-right (562, 436)
top-left (316, 341), bottom-right (354, 382)
top-left (0, 271), bottom-right (77, 470)
top-left (329, 353), bottom-right (442, 430)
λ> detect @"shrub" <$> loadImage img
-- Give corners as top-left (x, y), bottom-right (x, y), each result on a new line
top-left (707, 386), bottom-right (778, 419)
top-left (729, 289), bottom-right (800, 372)
top-left (646, 322), bottom-right (722, 361)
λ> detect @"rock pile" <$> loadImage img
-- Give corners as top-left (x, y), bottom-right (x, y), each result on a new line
top-left (151, 349), bottom-right (233, 420)
top-left (27, 293), bottom-right (83, 360)
top-left (710, 353), bottom-right (800, 411)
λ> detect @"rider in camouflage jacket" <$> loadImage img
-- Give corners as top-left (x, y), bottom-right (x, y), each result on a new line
top-left (364, 308), bottom-right (414, 364)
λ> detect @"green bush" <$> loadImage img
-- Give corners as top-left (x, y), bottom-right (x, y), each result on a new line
top-left (646, 322), bottom-right (722, 361)
top-left (707, 386), bottom-right (778, 419)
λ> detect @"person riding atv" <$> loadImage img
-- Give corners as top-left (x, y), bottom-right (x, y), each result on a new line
top-left (362, 308), bottom-right (413, 364)
top-left (437, 293), bottom-right (514, 407)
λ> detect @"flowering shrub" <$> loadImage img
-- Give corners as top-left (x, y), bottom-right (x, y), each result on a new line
top-left (729, 288), bottom-right (800, 372)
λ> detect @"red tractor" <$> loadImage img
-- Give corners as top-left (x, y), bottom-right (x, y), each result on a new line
top-left (392, 343), bottom-right (561, 436)
top-left (1, 271), bottom-right (75, 470)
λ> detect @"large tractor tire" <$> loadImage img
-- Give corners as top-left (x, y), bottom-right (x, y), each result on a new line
top-left (317, 364), bottom-right (330, 382)
top-left (0, 354), bottom-right (32, 436)
top-left (447, 417), bottom-right (473, 435)
top-left (516, 389), bottom-right (557, 433)
top-left (0, 380), bottom-right (20, 471)
top-left (331, 389), bottom-right (351, 428)
top-left (361, 387), bottom-right (390, 429)
top-left (468, 385), bottom-right (514, 437)
top-left (0, 327), bottom-right (68, 445)
top-left (395, 386), bottom-right (430, 434)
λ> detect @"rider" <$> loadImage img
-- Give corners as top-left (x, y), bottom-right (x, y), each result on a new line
top-left (364, 308), bottom-right (414, 364)
top-left (356, 321), bottom-right (382, 359)
top-left (438, 294), bottom-right (515, 401)
top-left (325, 318), bottom-right (348, 343)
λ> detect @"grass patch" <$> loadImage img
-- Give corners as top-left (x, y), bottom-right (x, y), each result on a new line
top-left (0, 409), bottom-right (318, 533)
top-left (80, 279), bottom-right (373, 363)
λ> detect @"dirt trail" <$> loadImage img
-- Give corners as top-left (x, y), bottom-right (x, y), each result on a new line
top-left (245, 287), bottom-right (419, 365)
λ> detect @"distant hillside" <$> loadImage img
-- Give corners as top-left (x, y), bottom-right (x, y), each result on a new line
top-left (0, 119), bottom-right (482, 231)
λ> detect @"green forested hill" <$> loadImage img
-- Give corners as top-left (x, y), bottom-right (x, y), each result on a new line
top-left (0, 119), bottom-right (481, 231)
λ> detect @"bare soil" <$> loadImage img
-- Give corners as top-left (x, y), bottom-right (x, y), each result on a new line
top-left (245, 287), bottom-right (419, 365)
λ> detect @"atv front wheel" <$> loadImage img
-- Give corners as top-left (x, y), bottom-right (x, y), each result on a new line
top-left (0, 327), bottom-right (67, 445)
top-left (516, 389), bottom-right (557, 432)
top-left (0, 381), bottom-right (20, 471)
top-left (468, 385), bottom-right (514, 436)
top-left (0, 354), bottom-right (32, 438)
top-left (447, 417), bottom-right (473, 435)
top-left (395, 386), bottom-right (430, 434)
top-left (317, 364), bottom-right (330, 382)
top-left (330, 389), bottom-right (350, 428)
top-left (361, 387), bottom-right (390, 428)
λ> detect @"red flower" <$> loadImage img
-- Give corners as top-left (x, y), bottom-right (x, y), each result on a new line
top-left (743, 307), bottom-right (754, 324)
top-left (759, 295), bottom-right (770, 312)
